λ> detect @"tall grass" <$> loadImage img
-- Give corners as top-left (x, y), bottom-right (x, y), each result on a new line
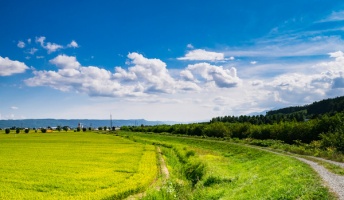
top-left (121, 131), bottom-right (335, 200)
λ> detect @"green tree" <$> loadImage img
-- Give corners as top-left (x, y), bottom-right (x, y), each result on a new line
top-left (41, 128), bottom-right (47, 133)
top-left (24, 128), bottom-right (30, 134)
top-left (5, 128), bottom-right (10, 134)
top-left (63, 126), bottom-right (69, 132)
top-left (16, 128), bottom-right (20, 134)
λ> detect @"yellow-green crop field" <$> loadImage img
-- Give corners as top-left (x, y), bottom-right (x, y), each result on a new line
top-left (0, 131), bottom-right (157, 199)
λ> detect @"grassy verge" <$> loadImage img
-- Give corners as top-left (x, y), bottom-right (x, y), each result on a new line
top-left (119, 131), bottom-right (335, 200)
top-left (0, 131), bottom-right (157, 199)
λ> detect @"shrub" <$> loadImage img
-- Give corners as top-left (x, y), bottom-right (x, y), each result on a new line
top-left (5, 128), bottom-right (10, 134)
top-left (24, 129), bottom-right (30, 134)
top-left (82, 127), bottom-right (87, 132)
top-left (16, 128), bottom-right (20, 134)
top-left (183, 160), bottom-right (205, 186)
top-left (41, 128), bottom-right (47, 133)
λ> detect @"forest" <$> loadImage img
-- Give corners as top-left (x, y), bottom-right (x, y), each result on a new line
top-left (121, 96), bottom-right (344, 154)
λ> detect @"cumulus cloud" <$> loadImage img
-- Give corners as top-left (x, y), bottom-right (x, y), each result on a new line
top-left (50, 54), bottom-right (81, 69)
top-left (0, 56), bottom-right (29, 76)
top-left (25, 53), bottom-right (242, 98)
top-left (178, 49), bottom-right (225, 61)
top-left (184, 63), bottom-right (241, 88)
top-left (35, 36), bottom-right (63, 54)
top-left (250, 61), bottom-right (257, 65)
top-left (67, 40), bottom-right (79, 48)
top-left (10, 106), bottom-right (19, 110)
top-left (17, 41), bottom-right (25, 48)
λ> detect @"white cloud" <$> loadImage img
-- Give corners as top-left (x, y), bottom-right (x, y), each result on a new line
top-left (178, 49), bottom-right (225, 61)
top-left (27, 48), bottom-right (38, 55)
top-left (229, 56), bottom-right (235, 60)
top-left (35, 36), bottom-right (63, 54)
top-left (67, 40), bottom-right (79, 48)
top-left (0, 56), bottom-right (29, 76)
top-left (27, 38), bottom-right (31, 44)
top-left (185, 63), bottom-right (241, 88)
top-left (17, 41), bottom-right (25, 48)
top-left (319, 10), bottom-right (344, 22)
top-left (10, 106), bottom-right (19, 110)
top-left (50, 54), bottom-right (81, 69)
top-left (187, 44), bottom-right (194, 49)
top-left (250, 61), bottom-right (257, 65)
top-left (45, 42), bottom-right (63, 54)
top-left (25, 53), bottom-right (241, 99)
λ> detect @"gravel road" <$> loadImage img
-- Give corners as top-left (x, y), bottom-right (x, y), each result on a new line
top-left (296, 157), bottom-right (344, 200)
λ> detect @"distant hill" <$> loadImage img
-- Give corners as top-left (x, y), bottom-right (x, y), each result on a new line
top-left (266, 96), bottom-right (344, 117)
top-left (0, 119), bottom-right (176, 129)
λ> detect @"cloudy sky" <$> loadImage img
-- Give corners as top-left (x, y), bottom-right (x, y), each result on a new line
top-left (1, 0), bottom-right (344, 121)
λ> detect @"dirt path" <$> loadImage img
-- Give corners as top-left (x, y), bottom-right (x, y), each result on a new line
top-left (235, 143), bottom-right (344, 199)
top-left (157, 146), bottom-right (169, 180)
top-left (126, 146), bottom-right (169, 200)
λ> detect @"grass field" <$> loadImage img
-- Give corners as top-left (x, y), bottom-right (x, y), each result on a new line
top-left (0, 130), bottom-right (336, 199)
top-left (0, 131), bottom-right (157, 199)
top-left (120, 132), bottom-right (336, 200)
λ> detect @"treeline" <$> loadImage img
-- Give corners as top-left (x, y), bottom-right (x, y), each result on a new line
top-left (266, 96), bottom-right (344, 116)
top-left (210, 110), bottom-right (307, 124)
top-left (121, 112), bottom-right (344, 153)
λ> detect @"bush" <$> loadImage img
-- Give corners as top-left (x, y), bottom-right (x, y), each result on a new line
top-left (24, 129), bottom-right (30, 134)
top-left (5, 128), bottom-right (10, 134)
top-left (41, 128), bottom-right (47, 133)
top-left (183, 161), bottom-right (205, 186)
top-left (82, 127), bottom-right (87, 132)
top-left (16, 128), bottom-right (20, 134)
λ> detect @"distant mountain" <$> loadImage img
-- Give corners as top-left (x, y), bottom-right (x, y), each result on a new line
top-left (0, 119), bottom-right (176, 129)
top-left (266, 96), bottom-right (344, 117)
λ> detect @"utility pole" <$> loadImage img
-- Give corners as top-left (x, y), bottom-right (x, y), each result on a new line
top-left (110, 114), bottom-right (113, 130)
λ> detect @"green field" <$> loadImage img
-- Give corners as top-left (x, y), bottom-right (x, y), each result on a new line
top-left (0, 131), bottom-right (157, 199)
top-left (0, 131), bottom-right (336, 199)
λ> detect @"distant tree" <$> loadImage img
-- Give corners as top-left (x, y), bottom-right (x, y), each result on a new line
top-left (88, 127), bottom-right (92, 131)
top-left (98, 127), bottom-right (103, 131)
top-left (24, 128), bottom-right (30, 134)
top-left (63, 126), bottom-right (69, 132)
top-left (41, 128), bottom-right (47, 133)
top-left (56, 126), bottom-right (61, 132)
top-left (112, 126), bottom-right (116, 131)
top-left (16, 128), bottom-right (20, 134)
top-left (76, 127), bottom-right (81, 132)
top-left (82, 127), bottom-right (87, 132)
top-left (103, 126), bottom-right (107, 131)
top-left (5, 128), bottom-right (10, 134)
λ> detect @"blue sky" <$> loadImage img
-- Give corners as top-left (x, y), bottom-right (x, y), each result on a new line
top-left (1, 0), bottom-right (344, 121)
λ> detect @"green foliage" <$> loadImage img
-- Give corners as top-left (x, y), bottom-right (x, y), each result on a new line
top-left (5, 128), bottom-right (10, 134)
top-left (82, 127), bottom-right (87, 132)
top-left (15, 128), bottom-right (20, 134)
top-left (183, 161), bottom-right (205, 186)
top-left (98, 127), bottom-right (103, 131)
top-left (24, 128), bottom-right (30, 134)
top-left (62, 126), bottom-right (69, 132)
top-left (41, 128), bottom-right (47, 133)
